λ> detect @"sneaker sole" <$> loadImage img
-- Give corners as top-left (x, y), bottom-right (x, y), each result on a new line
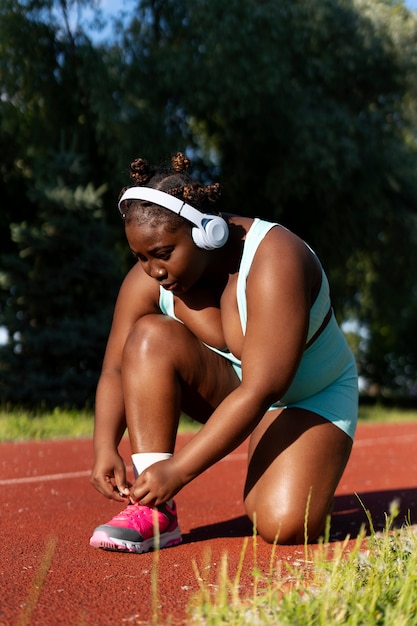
top-left (89, 527), bottom-right (182, 553)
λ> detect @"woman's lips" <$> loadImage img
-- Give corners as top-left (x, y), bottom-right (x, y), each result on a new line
top-left (161, 282), bottom-right (178, 291)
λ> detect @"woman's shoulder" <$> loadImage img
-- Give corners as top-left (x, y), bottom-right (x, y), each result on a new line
top-left (254, 219), bottom-right (314, 258)
top-left (227, 215), bottom-right (299, 246)
top-left (248, 220), bottom-right (323, 295)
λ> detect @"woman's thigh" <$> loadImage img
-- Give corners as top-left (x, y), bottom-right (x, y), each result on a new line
top-left (244, 407), bottom-right (353, 544)
top-left (123, 314), bottom-right (240, 423)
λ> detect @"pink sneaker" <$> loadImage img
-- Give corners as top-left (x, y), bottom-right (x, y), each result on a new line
top-left (89, 501), bottom-right (182, 553)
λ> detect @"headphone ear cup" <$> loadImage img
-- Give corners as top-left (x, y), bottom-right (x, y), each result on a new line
top-left (191, 216), bottom-right (229, 249)
top-left (205, 216), bottom-right (229, 248)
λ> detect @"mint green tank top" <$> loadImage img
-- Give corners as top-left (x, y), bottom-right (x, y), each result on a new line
top-left (158, 218), bottom-right (330, 366)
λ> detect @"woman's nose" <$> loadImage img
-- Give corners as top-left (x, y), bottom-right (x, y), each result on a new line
top-left (150, 263), bottom-right (167, 280)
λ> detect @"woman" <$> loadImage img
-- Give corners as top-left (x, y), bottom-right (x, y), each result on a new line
top-left (89, 152), bottom-right (358, 552)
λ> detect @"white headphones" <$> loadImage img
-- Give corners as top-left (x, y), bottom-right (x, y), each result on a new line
top-left (118, 187), bottom-right (229, 250)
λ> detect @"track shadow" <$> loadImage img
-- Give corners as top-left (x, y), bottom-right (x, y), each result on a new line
top-left (181, 515), bottom-right (253, 544)
top-left (182, 488), bottom-right (417, 545)
top-left (330, 487), bottom-right (417, 541)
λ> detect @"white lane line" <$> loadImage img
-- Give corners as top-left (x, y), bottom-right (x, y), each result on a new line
top-left (0, 456), bottom-right (248, 485)
top-left (0, 470), bottom-right (91, 486)
top-left (0, 433), bottom-right (415, 486)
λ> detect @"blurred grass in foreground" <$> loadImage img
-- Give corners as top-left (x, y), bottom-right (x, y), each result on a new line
top-left (0, 405), bottom-right (416, 441)
top-left (183, 503), bottom-right (417, 625)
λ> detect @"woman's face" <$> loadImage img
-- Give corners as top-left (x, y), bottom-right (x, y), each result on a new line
top-left (125, 219), bottom-right (209, 294)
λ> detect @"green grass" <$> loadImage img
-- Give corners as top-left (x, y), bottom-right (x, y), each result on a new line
top-left (0, 407), bottom-right (202, 441)
top-left (184, 505), bottom-right (417, 625)
top-left (0, 407), bottom-right (94, 441)
top-left (0, 406), bottom-right (417, 441)
top-left (0, 404), bottom-right (416, 441)
top-left (358, 404), bottom-right (417, 423)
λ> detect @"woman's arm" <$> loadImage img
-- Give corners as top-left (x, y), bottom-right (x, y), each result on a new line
top-left (90, 262), bottom-right (160, 501)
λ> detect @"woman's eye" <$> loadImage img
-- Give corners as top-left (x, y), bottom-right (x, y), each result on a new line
top-left (156, 249), bottom-right (173, 261)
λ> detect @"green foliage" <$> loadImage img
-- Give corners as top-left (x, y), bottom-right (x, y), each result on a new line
top-left (124, 0), bottom-right (417, 394)
top-left (0, 151), bottom-right (121, 407)
top-left (1, 0), bottom-right (417, 404)
top-left (0, 1), bottom-right (124, 407)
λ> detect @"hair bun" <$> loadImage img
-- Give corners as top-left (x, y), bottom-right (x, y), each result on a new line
top-left (171, 152), bottom-right (191, 173)
top-left (122, 152), bottom-right (221, 219)
top-left (130, 158), bottom-right (152, 185)
top-left (205, 182), bottom-right (222, 204)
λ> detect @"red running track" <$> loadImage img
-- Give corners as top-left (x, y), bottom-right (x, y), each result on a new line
top-left (1, 422), bottom-right (416, 625)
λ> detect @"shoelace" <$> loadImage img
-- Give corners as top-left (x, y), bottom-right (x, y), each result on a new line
top-left (114, 503), bottom-right (168, 524)
top-left (113, 503), bottom-right (150, 521)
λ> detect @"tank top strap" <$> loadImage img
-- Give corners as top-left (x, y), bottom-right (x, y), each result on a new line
top-left (236, 218), bottom-right (330, 343)
top-left (159, 285), bottom-right (176, 318)
top-left (236, 218), bottom-right (277, 333)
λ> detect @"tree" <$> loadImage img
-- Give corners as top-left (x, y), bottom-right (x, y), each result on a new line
top-left (121, 0), bottom-right (417, 395)
top-left (0, 150), bottom-right (121, 407)
top-left (0, 0), bottom-right (124, 407)
top-left (2, 0), bottom-right (417, 404)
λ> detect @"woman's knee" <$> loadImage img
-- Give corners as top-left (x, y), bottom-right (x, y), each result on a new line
top-left (245, 499), bottom-right (328, 545)
top-left (123, 314), bottom-right (181, 362)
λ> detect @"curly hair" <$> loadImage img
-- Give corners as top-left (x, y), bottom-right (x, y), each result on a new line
top-left (118, 152), bottom-right (222, 231)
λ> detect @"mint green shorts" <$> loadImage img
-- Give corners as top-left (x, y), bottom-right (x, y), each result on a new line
top-left (231, 315), bottom-right (358, 440)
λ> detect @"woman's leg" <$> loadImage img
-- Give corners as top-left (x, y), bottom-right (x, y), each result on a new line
top-left (244, 408), bottom-right (353, 545)
top-left (121, 314), bottom-right (240, 454)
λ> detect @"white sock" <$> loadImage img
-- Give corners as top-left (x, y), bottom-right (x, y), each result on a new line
top-left (131, 452), bottom-right (173, 508)
top-left (131, 452), bottom-right (173, 477)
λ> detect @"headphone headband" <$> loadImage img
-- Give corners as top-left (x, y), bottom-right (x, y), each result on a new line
top-left (118, 187), bottom-right (202, 225)
top-left (118, 186), bottom-right (229, 250)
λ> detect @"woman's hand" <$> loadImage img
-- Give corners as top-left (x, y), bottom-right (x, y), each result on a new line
top-left (90, 449), bottom-right (132, 502)
top-left (129, 458), bottom-right (185, 507)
